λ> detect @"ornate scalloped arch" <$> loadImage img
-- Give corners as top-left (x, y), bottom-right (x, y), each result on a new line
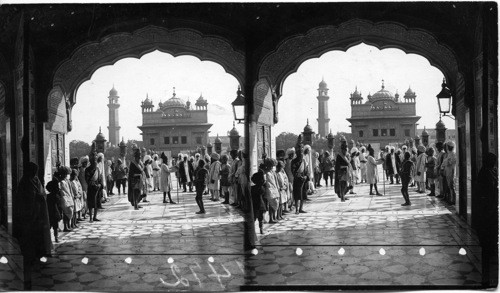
top-left (47, 86), bottom-right (69, 134)
top-left (258, 19), bottom-right (461, 95)
top-left (253, 78), bottom-right (274, 125)
top-left (53, 26), bottom-right (245, 96)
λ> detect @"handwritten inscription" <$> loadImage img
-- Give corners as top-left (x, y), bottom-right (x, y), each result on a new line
top-left (160, 259), bottom-right (245, 289)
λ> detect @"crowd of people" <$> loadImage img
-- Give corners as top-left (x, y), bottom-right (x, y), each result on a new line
top-left (13, 132), bottom-right (491, 291)
top-left (249, 135), bottom-right (458, 234)
top-left (15, 134), bottom-right (459, 248)
top-left (32, 143), bottom-right (253, 243)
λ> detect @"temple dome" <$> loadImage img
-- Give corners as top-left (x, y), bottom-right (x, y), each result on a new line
top-left (319, 78), bottom-right (328, 89)
top-left (109, 86), bottom-right (118, 96)
top-left (229, 128), bottom-right (239, 136)
top-left (95, 127), bottom-right (106, 141)
top-left (303, 119), bottom-right (313, 132)
top-left (351, 86), bottom-right (362, 99)
top-left (229, 122), bottom-right (239, 136)
top-left (436, 119), bottom-right (446, 128)
top-left (405, 86), bottom-right (415, 95)
top-left (422, 127), bottom-right (429, 136)
top-left (215, 135), bottom-right (222, 143)
top-left (164, 95), bottom-right (186, 108)
top-left (371, 86), bottom-right (395, 101)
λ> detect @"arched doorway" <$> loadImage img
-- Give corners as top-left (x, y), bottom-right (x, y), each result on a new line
top-left (244, 19), bottom-right (492, 288)
top-left (67, 50), bottom-right (241, 162)
top-left (253, 19), bottom-right (470, 219)
top-left (41, 25), bottom-right (244, 181)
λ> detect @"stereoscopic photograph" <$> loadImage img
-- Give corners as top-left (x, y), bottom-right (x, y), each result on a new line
top-left (0, 1), bottom-right (497, 291)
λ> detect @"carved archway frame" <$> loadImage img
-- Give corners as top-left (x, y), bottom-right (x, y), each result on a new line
top-left (258, 19), bottom-right (464, 110)
top-left (52, 25), bottom-right (245, 103)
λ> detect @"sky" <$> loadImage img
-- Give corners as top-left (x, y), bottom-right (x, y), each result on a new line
top-left (68, 52), bottom-right (241, 143)
top-left (275, 43), bottom-right (454, 136)
top-left (68, 43), bottom-right (454, 144)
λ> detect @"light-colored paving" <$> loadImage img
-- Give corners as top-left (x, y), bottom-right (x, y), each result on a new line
top-left (0, 168), bottom-right (483, 291)
top-left (250, 179), bottom-right (482, 288)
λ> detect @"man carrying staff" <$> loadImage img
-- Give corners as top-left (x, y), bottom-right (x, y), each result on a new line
top-left (291, 135), bottom-right (308, 214)
top-left (85, 143), bottom-right (102, 222)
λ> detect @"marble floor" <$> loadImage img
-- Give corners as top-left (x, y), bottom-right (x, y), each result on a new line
top-left (0, 174), bottom-right (484, 291)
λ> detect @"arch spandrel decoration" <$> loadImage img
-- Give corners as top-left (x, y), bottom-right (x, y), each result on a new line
top-left (53, 26), bottom-right (245, 96)
top-left (259, 19), bottom-right (461, 94)
top-left (253, 78), bottom-right (274, 126)
top-left (47, 87), bottom-right (68, 134)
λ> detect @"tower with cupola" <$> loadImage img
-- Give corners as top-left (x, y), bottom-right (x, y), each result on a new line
top-left (107, 85), bottom-right (121, 146)
top-left (317, 78), bottom-right (330, 137)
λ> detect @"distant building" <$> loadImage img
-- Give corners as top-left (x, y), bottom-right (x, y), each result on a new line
top-left (347, 80), bottom-right (421, 146)
top-left (416, 127), bottom-right (457, 146)
top-left (138, 89), bottom-right (212, 156)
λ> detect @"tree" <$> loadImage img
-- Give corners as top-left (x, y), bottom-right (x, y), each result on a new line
top-left (121, 140), bottom-right (144, 164)
top-left (104, 146), bottom-right (120, 162)
top-left (69, 140), bottom-right (90, 160)
top-left (312, 137), bottom-right (329, 153)
top-left (275, 132), bottom-right (298, 151)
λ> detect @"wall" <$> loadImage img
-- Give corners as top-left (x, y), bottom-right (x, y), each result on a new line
top-left (351, 100), bottom-right (417, 118)
top-left (251, 78), bottom-right (275, 173)
top-left (351, 118), bottom-right (419, 145)
top-left (43, 87), bottom-right (68, 184)
top-left (142, 124), bottom-right (212, 156)
top-left (142, 108), bottom-right (208, 125)
top-left (0, 83), bottom-right (6, 228)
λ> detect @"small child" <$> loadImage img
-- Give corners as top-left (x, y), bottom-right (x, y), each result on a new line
top-left (46, 180), bottom-right (62, 242)
top-left (70, 169), bottom-right (84, 223)
top-left (263, 158), bottom-right (280, 224)
top-left (400, 152), bottom-right (415, 206)
top-left (276, 161), bottom-right (289, 219)
top-left (251, 171), bottom-right (267, 234)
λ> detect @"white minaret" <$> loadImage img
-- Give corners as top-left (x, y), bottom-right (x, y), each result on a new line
top-left (107, 85), bottom-right (121, 146)
top-left (317, 78), bottom-right (330, 137)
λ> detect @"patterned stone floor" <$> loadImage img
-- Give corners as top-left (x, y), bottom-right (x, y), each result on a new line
top-left (0, 169), bottom-right (485, 291)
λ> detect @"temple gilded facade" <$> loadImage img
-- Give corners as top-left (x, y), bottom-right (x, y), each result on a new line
top-left (138, 89), bottom-right (212, 156)
top-left (347, 81), bottom-right (421, 146)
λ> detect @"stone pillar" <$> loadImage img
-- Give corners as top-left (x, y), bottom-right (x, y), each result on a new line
top-left (229, 122), bottom-right (240, 151)
top-left (436, 119), bottom-right (447, 143)
top-left (214, 135), bottom-right (222, 154)
top-left (302, 119), bottom-right (314, 146)
top-left (94, 127), bottom-right (106, 154)
top-left (206, 142), bottom-right (213, 155)
top-left (421, 128), bottom-right (429, 147)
